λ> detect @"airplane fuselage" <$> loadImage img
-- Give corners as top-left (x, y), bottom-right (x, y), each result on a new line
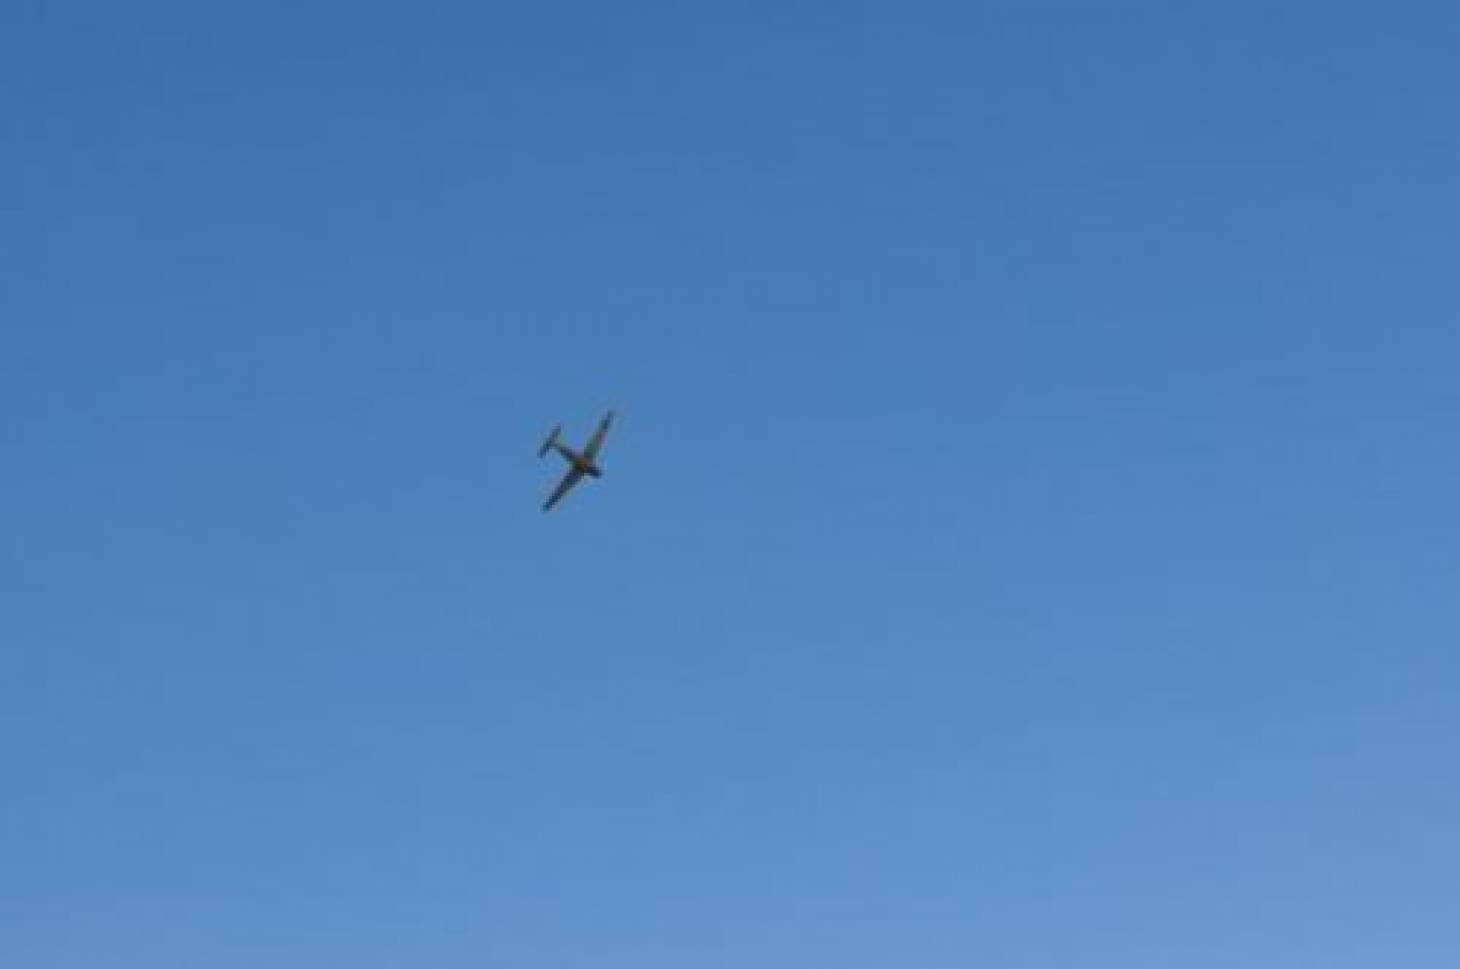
top-left (556, 444), bottom-right (603, 477)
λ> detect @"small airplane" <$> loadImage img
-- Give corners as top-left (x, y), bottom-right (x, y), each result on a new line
top-left (538, 409), bottom-right (615, 511)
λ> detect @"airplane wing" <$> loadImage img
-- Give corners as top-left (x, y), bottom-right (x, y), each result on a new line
top-left (543, 466), bottom-right (586, 512)
top-left (582, 410), bottom-right (615, 461)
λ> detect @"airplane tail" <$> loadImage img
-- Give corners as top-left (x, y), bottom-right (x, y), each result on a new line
top-left (538, 425), bottom-right (562, 458)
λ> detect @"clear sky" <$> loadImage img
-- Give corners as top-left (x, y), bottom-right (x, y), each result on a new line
top-left (3, 2), bottom-right (1458, 966)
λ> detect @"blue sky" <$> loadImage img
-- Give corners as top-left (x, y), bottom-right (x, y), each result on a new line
top-left (3, 2), bottom-right (1458, 965)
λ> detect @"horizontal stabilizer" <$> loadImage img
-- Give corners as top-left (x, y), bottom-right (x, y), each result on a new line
top-left (537, 425), bottom-right (562, 458)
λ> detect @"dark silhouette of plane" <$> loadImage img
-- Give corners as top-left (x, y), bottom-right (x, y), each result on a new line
top-left (538, 410), bottom-right (614, 511)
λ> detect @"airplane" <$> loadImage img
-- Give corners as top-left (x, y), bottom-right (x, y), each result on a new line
top-left (538, 409), bottom-right (615, 511)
